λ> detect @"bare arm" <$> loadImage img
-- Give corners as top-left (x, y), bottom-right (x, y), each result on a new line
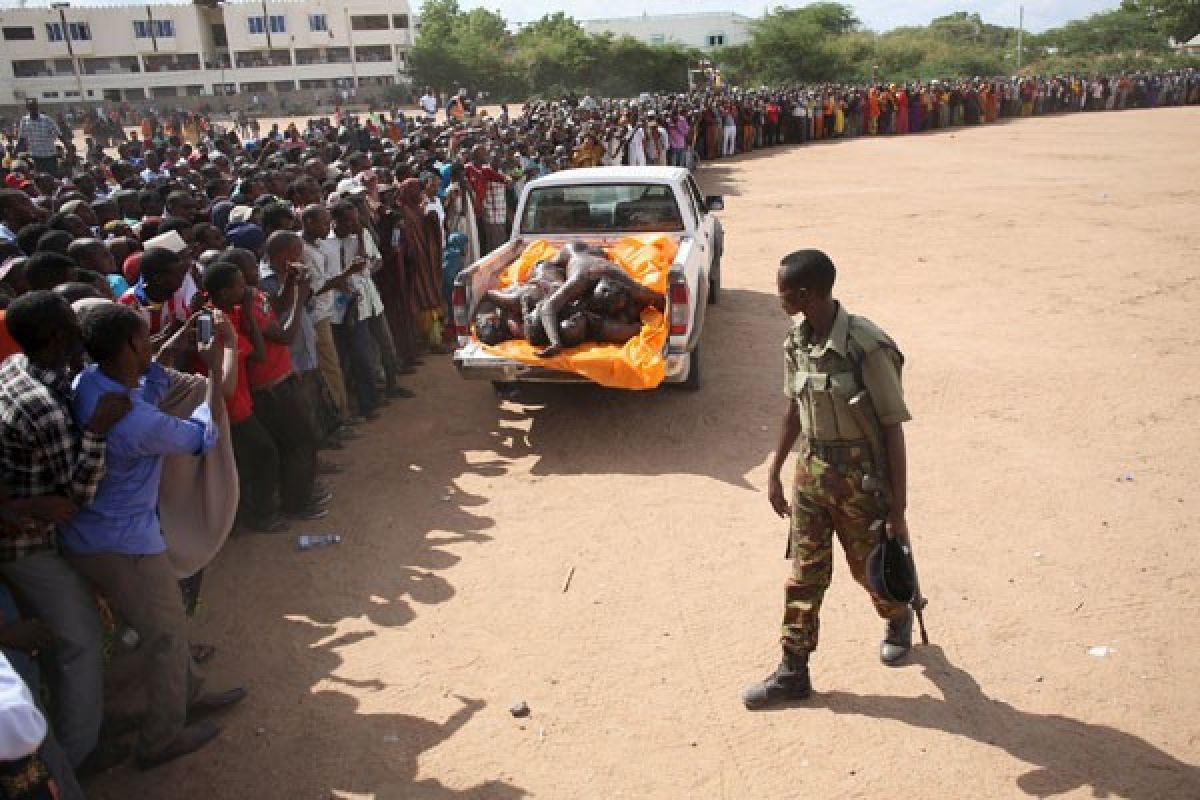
top-left (484, 287), bottom-right (525, 313)
top-left (536, 277), bottom-right (591, 356)
top-left (241, 289), bottom-right (267, 364)
top-left (883, 422), bottom-right (908, 539)
top-left (767, 402), bottom-right (803, 518)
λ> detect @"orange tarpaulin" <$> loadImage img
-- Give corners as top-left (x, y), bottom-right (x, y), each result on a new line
top-left (478, 234), bottom-right (678, 390)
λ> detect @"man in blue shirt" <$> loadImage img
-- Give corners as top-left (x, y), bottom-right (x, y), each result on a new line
top-left (61, 303), bottom-right (247, 770)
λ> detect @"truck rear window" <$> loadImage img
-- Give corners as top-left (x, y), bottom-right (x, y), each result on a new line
top-left (519, 183), bottom-right (685, 235)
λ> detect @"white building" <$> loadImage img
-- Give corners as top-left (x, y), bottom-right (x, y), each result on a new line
top-left (580, 11), bottom-right (752, 51)
top-left (0, 0), bottom-right (415, 108)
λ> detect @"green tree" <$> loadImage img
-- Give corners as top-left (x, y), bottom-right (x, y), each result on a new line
top-left (1035, 8), bottom-right (1168, 55)
top-left (1122, 0), bottom-right (1200, 43)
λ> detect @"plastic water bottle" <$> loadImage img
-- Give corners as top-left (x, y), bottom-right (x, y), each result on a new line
top-left (297, 534), bottom-right (342, 551)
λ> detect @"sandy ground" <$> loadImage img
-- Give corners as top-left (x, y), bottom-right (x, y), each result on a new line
top-left (86, 108), bottom-right (1200, 799)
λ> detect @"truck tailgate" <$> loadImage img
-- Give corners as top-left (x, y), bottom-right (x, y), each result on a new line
top-left (453, 340), bottom-right (591, 383)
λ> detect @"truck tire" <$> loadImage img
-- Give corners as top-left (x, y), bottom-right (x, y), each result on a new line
top-left (677, 346), bottom-right (701, 391)
top-left (708, 252), bottom-right (721, 305)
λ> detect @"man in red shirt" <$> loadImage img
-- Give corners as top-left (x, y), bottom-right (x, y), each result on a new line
top-left (116, 247), bottom-right (188, 345)
top-left (225, 243), bottom-right (328, 520)
top-left (202, 262), bottom-right (290, 532)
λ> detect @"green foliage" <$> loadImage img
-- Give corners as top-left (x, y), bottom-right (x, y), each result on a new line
top-left (1121, 0), bottom-right (1200, 43)
top-left (410, 2), bottom-right (700, 100)
top-left (717, 1), bottom-right (1181, 85)
top-left (1033, 8), bottom-right (1168, 56)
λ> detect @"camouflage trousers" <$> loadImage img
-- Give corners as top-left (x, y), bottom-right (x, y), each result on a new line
top-left (781, 451), bottom-right (909, 655)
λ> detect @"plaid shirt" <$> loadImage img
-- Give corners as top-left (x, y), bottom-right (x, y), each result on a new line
top-left (0, 355), bottom-right (107, 562)
top-left (466, 164), bottom-right (508, 226)
top-left (16, 115), bottom-right (62, 159)
top-left (482, 182), bottom-right (507, 226)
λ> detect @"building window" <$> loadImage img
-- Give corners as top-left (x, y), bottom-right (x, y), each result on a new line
top-left (649, 33), bottom-right (665, 45)
top-left (350, 15), bottom-right (389, 31)
top-left (2, 26), bottom-right (35, 41)
top-left (133, 20), bottom-right (150, 38)
top-left (309, 14), bottom-right (327, 32)
top-left (269, 15), bottom-right (286, 34)
top-left (68, 22), bottom-right (91, 41)
top-left (42, 91), bottom-right (60, 98)
top-left (707, 33), bottom-right (726, 47)
top-left (248, 16), bottom-right (265, 35)
top-left (392, 14), bottom-right (409, 29)
top-left (46, 22), bottom-right (63, 42)
top-left (155, 20), bottom-right (175, 38)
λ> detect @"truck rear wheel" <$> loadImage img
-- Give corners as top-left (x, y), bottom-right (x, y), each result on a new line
top-left (708, 254), bottom-right (721, 305)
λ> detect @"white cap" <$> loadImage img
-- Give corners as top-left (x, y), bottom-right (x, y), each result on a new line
top-left (227, 205), bottom-right (254, 226)
top-left (143, 230), bottom-right (189, 255)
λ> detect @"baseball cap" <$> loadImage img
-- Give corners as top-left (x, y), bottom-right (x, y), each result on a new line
top-left (225, 223), bottom-right (266, 252)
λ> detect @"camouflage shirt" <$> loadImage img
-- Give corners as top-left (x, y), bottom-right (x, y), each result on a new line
top-left (784, 302), bottom-right (911, 444)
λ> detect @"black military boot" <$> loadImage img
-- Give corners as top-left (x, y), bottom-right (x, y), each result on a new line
top-left (742, 650), bottom-right (811, 709)
top-left (880, 609), bottom-right (913, 665)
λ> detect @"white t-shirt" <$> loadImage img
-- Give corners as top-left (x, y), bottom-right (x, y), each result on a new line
top-left (0, 653), bottom-right (46, 761)
top-left (420, 94), bottom-right (438, 116)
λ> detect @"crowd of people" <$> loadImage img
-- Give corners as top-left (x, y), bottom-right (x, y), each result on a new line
top-left (0, 65), bottom-right (1196, 794)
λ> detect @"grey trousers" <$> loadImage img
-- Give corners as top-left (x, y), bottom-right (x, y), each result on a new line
top-left (66, 551), bottom-right (203, 759)
top-left (0, 550), bottom-right (103, 767)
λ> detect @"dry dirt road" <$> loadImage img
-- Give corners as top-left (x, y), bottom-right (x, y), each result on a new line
top-left (90, 108), bottom-right (1200, 799)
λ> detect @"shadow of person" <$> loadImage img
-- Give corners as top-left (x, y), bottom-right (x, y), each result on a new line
top-left (812, 645), bottom-right (1200, 799)
top-left (316, 693), bottom-right (526, 800)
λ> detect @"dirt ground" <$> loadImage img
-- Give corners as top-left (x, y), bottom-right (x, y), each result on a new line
top-left (87, 108), bottom-right (1200, 799)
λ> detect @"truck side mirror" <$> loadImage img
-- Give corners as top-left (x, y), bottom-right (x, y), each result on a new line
top-left (705, 195), bottom-right (724, 212)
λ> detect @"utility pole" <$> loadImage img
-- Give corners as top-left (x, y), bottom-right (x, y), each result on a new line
top-left (1016, 5), bottom-right (1024, 73)
top-left (50, 2), bottom-right (87, 108)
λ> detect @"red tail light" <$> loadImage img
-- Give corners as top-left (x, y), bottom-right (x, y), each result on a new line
top-left (451, 284), bottom-right (468, 336)
top-left (669, 279), bottom-right (688, 336)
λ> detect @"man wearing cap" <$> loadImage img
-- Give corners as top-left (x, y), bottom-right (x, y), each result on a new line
top-left (743, 249), bottom-right (915, 710)
top-left (116, 242), bottom-right (190, 342)
top-left (16, 101), bottom-right (66, 178)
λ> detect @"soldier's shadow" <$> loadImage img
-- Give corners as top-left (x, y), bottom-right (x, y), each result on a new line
top-left (811, 645), bottom-right (1199, 798)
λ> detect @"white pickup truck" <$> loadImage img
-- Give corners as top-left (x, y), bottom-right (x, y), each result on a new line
top-left (450, 166), bottom-right (724, 390)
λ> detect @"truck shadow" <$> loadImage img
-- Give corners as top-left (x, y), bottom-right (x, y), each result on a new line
top-left (483, 287), bottom-right (788, 491)
top-left (810, 645), bottom-right (1200, 799)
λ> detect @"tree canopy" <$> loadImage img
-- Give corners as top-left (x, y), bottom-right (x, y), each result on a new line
top-left (408, 1), bottom-right (1199, 99)
top-left (409, 1), bottom-right (699, 100)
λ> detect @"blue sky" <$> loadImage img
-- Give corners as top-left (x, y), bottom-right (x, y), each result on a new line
top-left (469, 0), bottom-right (1122, 32)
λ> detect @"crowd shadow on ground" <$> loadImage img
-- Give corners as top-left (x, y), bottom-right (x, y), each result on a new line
top-left (808, 645), bottom-right (1200, 799)
top-left (480, 286), bottom-right (785, 491)
top-left (86, 286), bottom-right (783, 798)
top-left (86, 403), bottom-right (527, 797)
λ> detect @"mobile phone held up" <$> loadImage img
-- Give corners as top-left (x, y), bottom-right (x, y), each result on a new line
top-left (196, 311), bottom-right (214, 345)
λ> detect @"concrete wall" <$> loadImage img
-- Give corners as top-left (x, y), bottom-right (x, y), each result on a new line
top-left (0, 0), bottom-right (413, 108)
top-left (579, 12), bottom-right (752, 51)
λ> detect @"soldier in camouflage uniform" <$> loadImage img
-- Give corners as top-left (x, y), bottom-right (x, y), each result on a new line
top-left (744, 249), bottom-right (914, 710)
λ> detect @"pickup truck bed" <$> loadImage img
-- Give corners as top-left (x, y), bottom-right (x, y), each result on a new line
top-left (451, 167), bottom-right (723, 390)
